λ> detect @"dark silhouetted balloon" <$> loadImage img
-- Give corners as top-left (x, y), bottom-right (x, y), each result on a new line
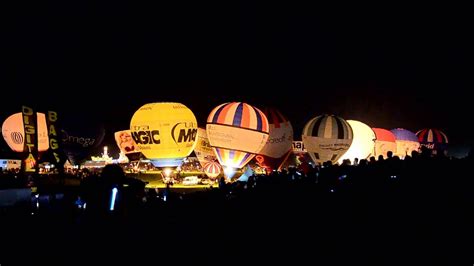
top-left (59, 115), bottom-right (106, 165)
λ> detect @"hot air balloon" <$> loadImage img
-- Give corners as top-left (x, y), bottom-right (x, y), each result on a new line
top-left (60, 115), bottom-right (105, 165)
top-left (194, 128), bottom-right (217, 168)
top-left (206, 102), bottom-right (269, 179)
top-left (302, 114), bottom-right (353, 165)
top-left (371, 128), bottom-right (397, 159)
top-left (203, 161), bottom-right (221, 179)
top-left (390, 128), bottom-right (420, 159)
top-left (416, 128), bottom-right (448, 155)
top-left (337, 120), bottom-right (376, 164)
top-left (254, 107), bottom-right (293, 173)
top-left (130, 102), bottom-right (198, 168)
top-left (114, 130), bottom-right (142, 161)
top-left (2, 112), bottom-right (49, 152)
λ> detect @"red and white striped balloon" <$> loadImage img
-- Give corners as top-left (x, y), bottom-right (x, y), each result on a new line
top-left (203, 161), bottom-right (222, 179)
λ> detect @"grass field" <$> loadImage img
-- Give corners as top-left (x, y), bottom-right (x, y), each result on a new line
top-left (32, 171), bottom-right (220, 192)
top-left (125, 172), bottom-right (217, 190)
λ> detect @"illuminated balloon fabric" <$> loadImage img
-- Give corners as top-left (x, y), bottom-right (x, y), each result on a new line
top-left (203, 161), bottom-right (221, 178)
top-left (390, 128), bottom-right (420, 158)
top-left (337, 120), bottom-right (375, 164)
top-left (194, 128), bottom-right (217, 167)
top-left (2, 112), bottom-right (49, 152)
top-left (114, 130), bottom-right (142, 161)
top-left (130, 102), bottom-right (198, 167)
top-left (206, 102), bottom-right (269, 169)
top-left (255, 107), bottom-right (293, 171)
top-left (371, 128), bottom-right (397, 159)
top-left (60, 115), bottom-right (106, 165)
top-left (302, 114), bottom-right (353, 164)
top-left (416, 128), bottom-right (448, 151)
top-left (237, 165), bottom-right (254, 182)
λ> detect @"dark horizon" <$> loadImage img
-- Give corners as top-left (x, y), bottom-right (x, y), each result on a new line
top-left (1, 2), bottom-right (471, 156)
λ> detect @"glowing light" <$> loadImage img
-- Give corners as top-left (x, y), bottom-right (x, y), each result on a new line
top-left (338, 120), bottom-right (375, 164)
top-left (110, 187), bottom-right (118, 211)
top-left (163, 168), bottom-right (172, 177)
top-left (223, 166), bottom-right (237, 179)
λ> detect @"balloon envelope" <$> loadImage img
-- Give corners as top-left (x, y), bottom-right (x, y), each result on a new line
top-left (194, 128), bottom-right (217, 167)
top-left (60, 114), bottom-right (105, 165)
top-left (255, 108), bottom-right (293, 172)
top-left (203, 161), bottom-right (221, 178)
top-left (371, 128), bottom-right (397, 159)
top-left (338, 120), bottom-right (375, 164)
top-left (302, 114), bottom-right (353, 165)
top-left (114, 130), bottom-right (142, 161)
top-left (130, 102), bottom-right (198, 167)
top-left (2, 112), bottom-right (49, 152)
top-left (206, 102), bottom-right (269, 172)
top-left (416, 128), bottom-right (448, 153)
top-left (391, 128), bottom-right (420, 158)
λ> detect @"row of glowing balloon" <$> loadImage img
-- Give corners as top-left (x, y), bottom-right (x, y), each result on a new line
top-left (124, 102), bottom-right (448, 178)
top-left (2, 102), bottom-right (448, 179)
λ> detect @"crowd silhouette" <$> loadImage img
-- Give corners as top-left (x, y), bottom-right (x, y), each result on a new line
top-left (1, 148), bottom-right (473, 264)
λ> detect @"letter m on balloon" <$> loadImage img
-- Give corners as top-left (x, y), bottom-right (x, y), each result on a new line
top-left (177, 129), bottom-right (197, 143)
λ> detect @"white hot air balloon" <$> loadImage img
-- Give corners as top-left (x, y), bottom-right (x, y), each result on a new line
top-left (338, 120), bottom-right (376, 164)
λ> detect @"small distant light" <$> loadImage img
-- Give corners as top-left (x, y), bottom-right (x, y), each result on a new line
top-left (35, 194), bottom-right (39, 199)
top-left (330, 189), bottom-right (335, 193)
top-left (31, 212), bottom-right (34, 215)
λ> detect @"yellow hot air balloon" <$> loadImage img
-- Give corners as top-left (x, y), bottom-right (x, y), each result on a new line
top-left (130, 103), bottom-right (198, 167)
top-left (2, 112), bottom-right (49, 152)
top-left (206, 102), bottom-right (269, 178)
top-left (337, 120), bottom-right (376, 164)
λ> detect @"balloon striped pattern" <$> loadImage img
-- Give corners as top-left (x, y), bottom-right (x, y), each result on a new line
top-left (303, 115), bottom-right (353, 140)
top-left (302, 114), bottom-right (353, 164)
top-left (203, 161), bottom-right (221, 178)
top-left (416, 129), bottom-right (448, 144)
top-left (207, 102), bottom-right (269, 133)
top-left (262, 107), bottom-right (289, 128)
top-left (212, 147), bottom-right (254, 169)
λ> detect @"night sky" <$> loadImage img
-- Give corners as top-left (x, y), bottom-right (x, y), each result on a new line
top-left (1, 2), bottom-right (471, 156)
